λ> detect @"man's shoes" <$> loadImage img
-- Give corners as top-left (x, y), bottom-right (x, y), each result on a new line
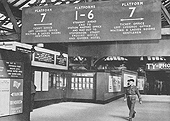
top-left (128, 118), bottom-right (132, 121)
top-left (132, 111), bottom-right (136, 118)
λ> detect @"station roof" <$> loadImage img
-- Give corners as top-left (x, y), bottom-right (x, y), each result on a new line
top-left (0, 0), bottom-right (170, 41)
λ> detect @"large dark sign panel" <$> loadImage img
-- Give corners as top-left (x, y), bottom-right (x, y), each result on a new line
top-left (0, 61), bottom-right (23, 78)
top-left (21, 0), bottom-right (161, 43)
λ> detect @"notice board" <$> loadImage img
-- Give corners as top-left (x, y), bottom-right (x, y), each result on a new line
top-left (108, 76), bottom-right (121, 92)
top-left (0, 60), bottom-right (23, 117)
top-left (21, 0), bottom-right (161, 43)
top-left (122, 70), bottom-right (137, 87)
top-left (31, 47), bottom-right (68, 70)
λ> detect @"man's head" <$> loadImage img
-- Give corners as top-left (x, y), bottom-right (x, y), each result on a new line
top-left (127, 79), bottom-right (134, 86)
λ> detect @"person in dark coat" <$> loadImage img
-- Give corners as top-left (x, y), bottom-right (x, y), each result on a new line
top-left (31, 81), bottom-right (36, 112)
top-left (124, 79), bottom-right (142, 121)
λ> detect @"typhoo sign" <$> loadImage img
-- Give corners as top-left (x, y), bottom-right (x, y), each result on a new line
top-left (146, 63), bottom-right (170, 71)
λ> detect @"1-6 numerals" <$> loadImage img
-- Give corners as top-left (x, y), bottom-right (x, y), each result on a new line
top-left (75, 10), bottom-right (94, 20)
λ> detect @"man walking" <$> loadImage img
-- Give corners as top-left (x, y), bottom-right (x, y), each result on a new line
top-left (124, 79), bottom-right (142, 121)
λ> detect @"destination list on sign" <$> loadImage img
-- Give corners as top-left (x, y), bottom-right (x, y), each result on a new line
top-left (108, 1), bottom-right (156, 36)
top-left (68, 20), bottom-right (101, 40)
top-left (25, 26), bottom-right (61, 38)
top-left (110, 22), bottom-right (156, 35)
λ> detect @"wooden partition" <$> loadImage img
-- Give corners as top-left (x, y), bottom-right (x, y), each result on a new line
top-left (96, 72), bottom-right (124, 102)
top-left (66, 72), bottom-right (96, 100)
top-left (33, 70), bottom-right (125, 104)
top-left (33, 70), bottom-right (96, 106)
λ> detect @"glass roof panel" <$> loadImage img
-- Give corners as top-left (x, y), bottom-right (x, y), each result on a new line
top-left (7, 0), bottom-right (16, 3)
top-left (13, 0), bottom-right (29, 7)
top-left (2, 23), bottom-right (13, 29)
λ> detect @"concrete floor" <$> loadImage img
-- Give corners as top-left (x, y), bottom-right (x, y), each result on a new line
top-left (30, 95), bottom-right (170, 121)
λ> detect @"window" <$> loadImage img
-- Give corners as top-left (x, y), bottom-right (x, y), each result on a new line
top-left (71, 76), bottom-right (94, 90)
top-left (34, 71), bottom-right (49, 91)
top-left (49, 73), bottom-right (66, 89)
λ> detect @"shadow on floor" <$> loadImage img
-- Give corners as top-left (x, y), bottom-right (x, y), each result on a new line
top-left (110, 114), bottom-right (128, 120)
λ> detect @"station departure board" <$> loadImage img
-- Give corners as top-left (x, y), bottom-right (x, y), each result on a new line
top-left (21, 0), bottom-right (161, 43)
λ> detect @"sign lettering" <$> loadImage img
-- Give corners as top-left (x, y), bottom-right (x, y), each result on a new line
top-left (21, 0), bottom-right (161, 43)
top-left (146, 63), bottom-right (170, 71)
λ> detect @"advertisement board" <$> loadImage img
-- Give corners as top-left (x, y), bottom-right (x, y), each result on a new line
top-left (0, 78), bottom-right (23, 117)
top-left (137, 77), bottom-right (145, 90)
top-left (0, 79), bottom-right (10, 117)
top-left (9, 79), bottom-right (23, 115)
top-left (21, 0), bottom-right (161, 43)
top-left (123, 70), bottom-right (137, 87)
top-left (108, 76), bottom-right (121, 92)
top-left (146, 62), bottom-right (170, 71)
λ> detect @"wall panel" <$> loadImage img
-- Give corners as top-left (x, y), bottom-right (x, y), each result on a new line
top-left (68, 37), bottom-right (170, 57)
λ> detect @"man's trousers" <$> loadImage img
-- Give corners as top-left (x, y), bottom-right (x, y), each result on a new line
top-left (127, 95), bottom-right (136, 119)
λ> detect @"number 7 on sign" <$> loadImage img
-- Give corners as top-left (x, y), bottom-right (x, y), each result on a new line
top-left (40, 13), bottom-right (46, 22)
top-left (129, 7), bottom-right (136, 17)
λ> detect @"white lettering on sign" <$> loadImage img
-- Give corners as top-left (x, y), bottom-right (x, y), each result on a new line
top-left (11, 92), bottom-right (23, 97)
top-left (10, 107), bottom-right (22, 114)
top-left (122, 2), bottom-right (144, 6)
top-left (35, 8), bottom-right (52, 13)
top-left (75, 5), bottom-right (95, 10)
top-left (10, 100), bottom-right (22, 105)
top-left (72, 73), bottom-right (95, 77)
top-left (146, 63), bottom-right (170, 70)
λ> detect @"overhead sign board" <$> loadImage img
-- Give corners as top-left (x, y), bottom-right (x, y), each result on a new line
top-left (21, 0), bottom-right (161, 43)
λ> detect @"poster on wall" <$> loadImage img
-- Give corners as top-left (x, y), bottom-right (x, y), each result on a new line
top-left (123, 70), bottom-right (137, 87)
top-left (9, 79), bottom-right (23, 115)
top-left (42, 72), bottom-right (49, 91)
top-left (108, 76), bottom-right (121, 92)
top-left (0, 79), bottom-right (23, 117)
top-left (137, 77), bottom-right (145, 90)
top-left (0, 79), bottom-right (10, 117)
top-left (34, 71), bottom-right (41, 91)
